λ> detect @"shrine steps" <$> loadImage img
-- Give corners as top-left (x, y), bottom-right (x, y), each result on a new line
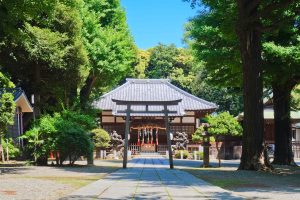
top-left (133, 152), bottom-right (165, 158)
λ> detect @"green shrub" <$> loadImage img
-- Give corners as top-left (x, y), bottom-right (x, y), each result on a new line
top-left (192, 151), bottom-right (203, 160)
top-left (175, 150), bottom-right (189, 159)
top-left (21, 115), bottom-right (57, 165)
top-left (22, 110), bottom-right (96, 165)
top-left (55, 120), bottom-right (93, 165)
top-left (92, 128), bottom-right (110, 149)
top-left (1, 138), bottom-right (20, 159)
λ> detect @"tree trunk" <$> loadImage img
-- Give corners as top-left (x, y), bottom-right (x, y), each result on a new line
top-left (272, 83), bottom-right (296, 165)
top-left (0, 136), bottom-right (4, 162)
top-left (80, 73), bottom-right (97, 109)
top-left (34, 64), bottom-right (41, 117)
top-left (236, 0), bottom-right (270, 170)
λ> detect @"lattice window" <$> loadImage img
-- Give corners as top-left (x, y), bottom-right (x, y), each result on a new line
top-left (170, 125), bottom-right (195, 139)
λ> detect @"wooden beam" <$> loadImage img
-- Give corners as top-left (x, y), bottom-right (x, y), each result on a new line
top-left (165, 105), bottom-right (174, 169)
top-left (123, 104), bottom-right (130, 169)
top-left (112, 99), bottom-right (182, 106)
top-left (115, 110), bottom-right (178, 114)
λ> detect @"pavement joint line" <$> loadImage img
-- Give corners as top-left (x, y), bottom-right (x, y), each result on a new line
top-left (152, 158), bottom-right (173, 200)
top-left (132, 158), bottom-right (146, 200)
top-left (96, 158), bottom-right (142, 198)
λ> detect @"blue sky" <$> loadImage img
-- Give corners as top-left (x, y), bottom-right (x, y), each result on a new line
top-left (120, 0), bottom-right (200, 49)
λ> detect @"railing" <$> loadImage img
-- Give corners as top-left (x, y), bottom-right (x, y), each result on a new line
top-left (157, 145), bottom-right (168, 154)
top-left (128, 143), bottom-right (141, 154)
top-left (292, 141), bottom-right (300, 158)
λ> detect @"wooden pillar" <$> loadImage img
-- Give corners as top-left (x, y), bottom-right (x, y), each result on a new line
top-left (164, 105), bottom-right (174, 169)
top-left (123, 104), bottom-right (131, 168)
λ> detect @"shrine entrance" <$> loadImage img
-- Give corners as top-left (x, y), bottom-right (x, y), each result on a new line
top-left (130, 126), bottom-right (167, 153)
top-left (111, 99), bottom-right (183, 169)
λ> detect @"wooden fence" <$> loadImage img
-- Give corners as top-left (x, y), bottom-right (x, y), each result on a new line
top-left (128, 144), bottom-right (140, 154)
top-left (157, 145), bottom-right (168, 154)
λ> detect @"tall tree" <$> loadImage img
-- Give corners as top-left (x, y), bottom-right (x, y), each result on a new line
top-left (0, 0), bottom-right (88, 114)
top-left (144, 43), bottom-right (196, 92)
top-left (134, 49), bottom-right (151, 78)
top-left (185, 0), bottom-right (298, 169)
top-left (79, 0), bottom-right (137, 108)
top-left (263, 20), bottom-right (300, 165)
top-left (0, 72), bottom-right (16, 161)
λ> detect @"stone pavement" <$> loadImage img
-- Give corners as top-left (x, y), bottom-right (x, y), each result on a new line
top-left (61, 158), bottom-right (243, 200)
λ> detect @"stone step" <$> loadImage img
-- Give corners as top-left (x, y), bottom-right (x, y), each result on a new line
top-left (134, 152), bottom-right (165, 158)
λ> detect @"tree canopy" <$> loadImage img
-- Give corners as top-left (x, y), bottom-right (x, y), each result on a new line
top-left (185, 0), bottom-right (299, 169)
top-left (0, 72), bottom-right (16, 136)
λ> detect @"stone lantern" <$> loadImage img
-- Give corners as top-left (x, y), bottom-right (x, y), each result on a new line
top-left (202, 124), bottom-right (211, 168)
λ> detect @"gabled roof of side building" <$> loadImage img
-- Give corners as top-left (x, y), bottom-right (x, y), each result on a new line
top-left (237, 108), bottom-right (300, 122)
top-left (0, 87), bottom-right (33, 113)
top-left (93, 79), bottom-right (218, 116)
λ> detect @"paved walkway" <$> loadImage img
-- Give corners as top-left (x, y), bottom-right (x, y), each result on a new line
top-left (62, 158), bottom-right (243, 200)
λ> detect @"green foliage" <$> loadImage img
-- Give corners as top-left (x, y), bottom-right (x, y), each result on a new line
top-left (55, 119), bottom-right (93, 165)
top-left (184, 2), bottom-right (241, 88)
top-left (0, 93), bottom-right (16, 133)
top-left (1, 138), bottom-right (20, 159)
top-left (141, 44), bottom-right (197, 92)
top-left (22, 110), bottom-right (96, 165)
top-left (185, 0), bottom-right (300, 95)
top-left (21, 115), bottom-right (58, 164)
top-left (145, 43), bottom-right (180, 78)
top-left (192, 151), bottom-right (203, 160)
top-left (59, 110), bottom-right (96, 131)
top-left (80, 0), bottom-right (137, 103)
top-left (207, 112), bottom-right (242, 137)
top-left (193, 112), bottom-right (242, 143)
top-left (134, 49), bottom-right (151, 78)
top-left (0, 72), bottom-right (16, 137)
top-left (0, 72), bottom-right (15, 88)
top-left (292, 85), bottom-right (300, 110)
top-left (0, 0), bottom-right (89, 113)
top-left (91, 128), bottom-right (110, 149)
top-left (192, 125), bottom-right (215, 143)
top-left (191, 73), bottom-right (243, 115)
top-left (175, 150), bottom-right (189, 159)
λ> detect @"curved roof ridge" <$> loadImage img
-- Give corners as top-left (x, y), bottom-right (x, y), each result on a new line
top-left (93, 78), bottom-right (218, 113)
top-left (100, 81), bottom-right (131, 98)
top-left (126, 78), bottom-right (170, 83)
top-left (165, 81), bottom-right (218, 108)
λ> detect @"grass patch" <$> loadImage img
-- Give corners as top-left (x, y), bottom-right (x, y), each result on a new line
top-left (185, 169), bottom-right (249, 189)
top-left (183, 165), bottom-right (300, 191)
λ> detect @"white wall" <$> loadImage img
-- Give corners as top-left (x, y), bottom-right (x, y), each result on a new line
top-left (296, 129), bottom-right (300, 142)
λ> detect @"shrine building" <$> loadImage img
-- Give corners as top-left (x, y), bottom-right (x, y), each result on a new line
top-left (93, 79), bottom-right (218, 153)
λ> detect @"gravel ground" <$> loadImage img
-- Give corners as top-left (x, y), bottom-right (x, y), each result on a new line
top-left (0, 160), bottom-right (122, 200)
top-left (175, 159), bottom-right (300, 200)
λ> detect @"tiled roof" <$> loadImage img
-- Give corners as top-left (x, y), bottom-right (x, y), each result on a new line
top-left (238, 108), bottom-right (300, 121)
top-left (93, 79), bottom-right (218, 116)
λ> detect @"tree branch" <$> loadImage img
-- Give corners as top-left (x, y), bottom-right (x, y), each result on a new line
top-left (258, 0), bottom-right (296, 19)
top-left (256, 9), bottom-right (300, 33)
